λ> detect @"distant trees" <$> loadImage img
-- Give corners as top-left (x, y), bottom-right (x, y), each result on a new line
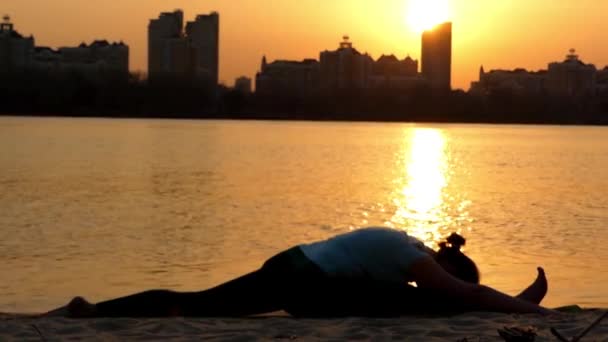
top-left (0, 70), bottom-right (216, 117)
top-left (0, 69), bottom-right (607, 125)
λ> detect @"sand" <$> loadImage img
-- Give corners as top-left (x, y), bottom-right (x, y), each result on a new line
top-left (1, 310), bottom-right (607, 341)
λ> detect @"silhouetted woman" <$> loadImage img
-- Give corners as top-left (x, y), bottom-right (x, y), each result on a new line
top-left (48, 227), bottom-right (551, 318)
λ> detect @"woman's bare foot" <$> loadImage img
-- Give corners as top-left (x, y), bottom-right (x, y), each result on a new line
top-left (66, 296), bottom-right (98, 318)
top-left (516, 267), bottom-right (548, 304)
top-left (45, 297), bottom-right (98, 318)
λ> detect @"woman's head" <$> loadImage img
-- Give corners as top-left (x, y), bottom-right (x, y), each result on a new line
top-left (435, 233), bottom-right (480, 284)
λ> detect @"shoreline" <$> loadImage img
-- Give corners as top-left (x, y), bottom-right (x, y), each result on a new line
top-left (2, 113), bottom-right (608, 127)
top-left (2, 310), bottom-right (607, 341)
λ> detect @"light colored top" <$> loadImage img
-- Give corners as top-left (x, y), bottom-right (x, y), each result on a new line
top-left (299, 227), bottom-right (429, 284)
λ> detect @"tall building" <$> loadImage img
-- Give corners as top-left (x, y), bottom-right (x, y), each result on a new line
top-left (369, 54), bottom-right (423, 89)
top-left (255, 56), bottom-right (320, 96)
top-left (470, 50), bottom-right (598, 98)
top-left (28, 41), bottom-right (129, 83)
top-left (60, 40), bottom-right (129, 75)
top-left (0, 15), bottom-right (34, 72)
top-left (234, 76), bottom-right (252, 94)
top-left (421, 22), bottom-right (452, 90)
top-left (255, 37), bottom-right (424, 96)
top-left (148, 10), bottom-right (219, 84)
top-left (1, 16), bottom-right (128, 81)
top-left (320, 36), bottom-right (374, 90)
top-left (148, 10), bottom-right (189, 78)
top-left (373, 54), bottom-right (418, 77)
top-left (186, 12), bottom-right (219, 85)
top-left (470, 66), bottom-right (545, 96)
top-left (597, 67), bottom-right (608, 95)
top-left (546, 49), bottom-right (596, 97)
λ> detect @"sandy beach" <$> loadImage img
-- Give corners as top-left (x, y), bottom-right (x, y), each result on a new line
top-left (1, 310), bottom-right (607, 341)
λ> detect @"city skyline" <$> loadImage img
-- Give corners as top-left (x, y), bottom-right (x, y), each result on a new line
top-left (3, 0), bottom-right (608, 89)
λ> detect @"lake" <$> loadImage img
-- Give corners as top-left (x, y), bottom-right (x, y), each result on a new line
top-left (0, 117), bottom-right (607, 312)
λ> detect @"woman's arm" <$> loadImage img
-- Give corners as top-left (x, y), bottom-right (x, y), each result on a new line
top-left (408, 257), bottom-right (554, 314)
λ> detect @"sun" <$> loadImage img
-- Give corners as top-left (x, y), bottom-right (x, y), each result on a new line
top-left (406, 0), bottom-right (451, 33)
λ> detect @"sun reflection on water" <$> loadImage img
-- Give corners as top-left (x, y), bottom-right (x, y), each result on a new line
top-left (391, 128), bottom-right (466, 248)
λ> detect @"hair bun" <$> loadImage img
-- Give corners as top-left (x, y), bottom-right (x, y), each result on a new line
top-left (447, 233), bottom-right (466, 250)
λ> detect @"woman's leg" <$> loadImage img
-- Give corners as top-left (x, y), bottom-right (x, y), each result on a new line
top-left (177, 267), bottom-right (285, 317)
top-left (89, 290), bottom-right (184, 317)
top-left (92, 268), bottom-right (282, 317)
top-left (63, 248), bottom-right (306, 318)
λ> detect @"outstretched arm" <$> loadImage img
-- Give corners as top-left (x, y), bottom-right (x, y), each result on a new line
top-left (409, 257), bottom-right (554, 314)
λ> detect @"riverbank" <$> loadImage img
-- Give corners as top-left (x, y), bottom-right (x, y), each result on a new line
top-left (2, 112), bottom-right (608, 126)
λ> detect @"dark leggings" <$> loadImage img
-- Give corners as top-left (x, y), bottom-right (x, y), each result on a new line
top-left (94, 247), bottom-right (451, 318)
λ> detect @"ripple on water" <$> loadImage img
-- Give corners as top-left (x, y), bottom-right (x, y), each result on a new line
top-left (0, 118), bottom-right (607, 311)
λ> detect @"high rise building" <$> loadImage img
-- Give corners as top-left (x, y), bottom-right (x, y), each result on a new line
top-left (60, 40), bottom-right (129, 75)
top-left (148, 10), bottom-right (188, 78)
top-left (0, 15), bottom-right (34, 72)
top-left (469, 66), bottom-right (545, 96)
top-left (421, 22), bottom-right (452, 90)
top-left (148, 10), bottom-right (219, 84)
top-left (369, 54), bottom-right (423, 89)
top-left (256, 56), bottom-right (320, 96)
top-left (320, 36), bottom-right (374, 90)
top-left (546, 49), bottom-right (596, 97)
top-left (186, 12), bottom-right (219, 85)
top-left (235, 76), bottom-right (252, 94)
top-left (469, 50), bottom-right (598, 98)
top-left (597, 67), bottom-right (608, 95)
top-left (1, 16), bottom-right (127, 82)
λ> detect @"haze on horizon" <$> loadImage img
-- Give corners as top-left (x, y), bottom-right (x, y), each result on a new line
top-left (4, 0), bottom-right (607, 90)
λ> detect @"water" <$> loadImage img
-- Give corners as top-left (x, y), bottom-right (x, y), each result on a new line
top-left (0, 117), bottom-right (607, 313)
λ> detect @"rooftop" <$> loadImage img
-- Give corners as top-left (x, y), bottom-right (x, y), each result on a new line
top-left (377, 54), bottom-right (399, 63)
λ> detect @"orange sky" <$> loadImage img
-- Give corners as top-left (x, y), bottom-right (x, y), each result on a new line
top-left (4, 0), bottom-right (608, 90)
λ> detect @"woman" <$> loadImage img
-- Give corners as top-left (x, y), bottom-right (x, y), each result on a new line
top-left (49, 227), bottom-right (552, 318)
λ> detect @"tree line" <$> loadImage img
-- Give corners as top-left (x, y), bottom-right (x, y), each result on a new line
top-left (1, 70), bottom-right (607, 125)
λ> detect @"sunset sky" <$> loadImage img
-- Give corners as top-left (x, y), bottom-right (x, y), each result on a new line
top-left (4, 0), bottom-right (608, 89)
